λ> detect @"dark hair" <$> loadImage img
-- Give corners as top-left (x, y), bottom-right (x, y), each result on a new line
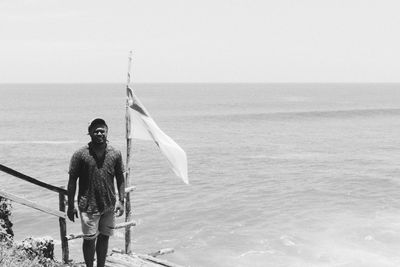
top-left (88, 118), bottom-right (108, 133)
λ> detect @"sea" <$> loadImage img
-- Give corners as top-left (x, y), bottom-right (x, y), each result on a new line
top-left (1, 83), bottom-right (400, 267)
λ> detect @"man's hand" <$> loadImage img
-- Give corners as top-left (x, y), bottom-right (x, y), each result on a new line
top-left (115, 201), bottom-right (124, 217)
top-left (67, 207), bottom-right (78, 222)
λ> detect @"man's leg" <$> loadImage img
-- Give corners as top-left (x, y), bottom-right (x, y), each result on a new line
top-left (97, 210), bottom-right (115, 267)
top-left (83, 238), bottom-right (96, 267)
top-left (96, 234), bottom-right (109, 267)
top-left (80, 212), bottom-right (100, 267)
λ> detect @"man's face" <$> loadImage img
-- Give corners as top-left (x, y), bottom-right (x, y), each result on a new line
top-left (90, 125), bottom-right (108, 144)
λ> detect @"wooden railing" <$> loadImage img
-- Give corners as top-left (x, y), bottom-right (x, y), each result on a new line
top-left (0, 164), bottom-right (136, 263)
top-left (0, 164), bottom-right (70, 263)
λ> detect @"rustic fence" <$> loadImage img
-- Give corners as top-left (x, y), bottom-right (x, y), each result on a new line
top-left (0, 164), bottom-right (135, 264)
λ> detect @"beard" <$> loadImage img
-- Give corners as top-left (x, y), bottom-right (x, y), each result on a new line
top-left (91, 135), bottom-right (107, 145)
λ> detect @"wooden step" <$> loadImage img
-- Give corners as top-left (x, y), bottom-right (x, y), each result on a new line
top-left (106, 253), bottom-right (185, 267)
top-left (106, 253), bottom-right (159, 267)
top-left (137, 253), bottom-right (185, 267)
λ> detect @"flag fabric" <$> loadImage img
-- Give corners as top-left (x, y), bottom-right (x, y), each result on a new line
top-left (127, 87), bottom-right (189, 184)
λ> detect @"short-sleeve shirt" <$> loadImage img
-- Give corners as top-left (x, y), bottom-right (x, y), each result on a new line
top-left (69, 143), bottom-right (124, 213)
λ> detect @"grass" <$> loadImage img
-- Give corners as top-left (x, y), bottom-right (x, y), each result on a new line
top-left (0, 236), bottom-right (84, 267)
top-left (0, 198), bottom-right (84, 266)
top-left (0, 239), bottom-right (59, 267)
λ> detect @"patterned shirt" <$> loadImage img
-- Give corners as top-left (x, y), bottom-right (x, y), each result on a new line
top-left (69, 143), bottom-right (124, 213)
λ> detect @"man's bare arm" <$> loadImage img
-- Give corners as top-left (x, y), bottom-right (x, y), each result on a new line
top-left (67, 174), bottom-right (78, 222)
top-left (114, 171), bottom-right (125, 217)
top-left (116, 172), bottom-right (125, 203)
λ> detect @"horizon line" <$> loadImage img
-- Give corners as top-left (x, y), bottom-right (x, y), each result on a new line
top-left (1, 81), bottom-right (400, 85)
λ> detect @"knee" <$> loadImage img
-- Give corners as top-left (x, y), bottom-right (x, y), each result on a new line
top-left (83, 238), bottom-right (96, 248)
top-left (97, 233), bottom-right (109, 241)
top-left (82, 232), bottom-right (98, 241)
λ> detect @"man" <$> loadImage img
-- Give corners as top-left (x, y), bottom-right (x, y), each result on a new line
top-left (67, 118), bottom-right (125, 267)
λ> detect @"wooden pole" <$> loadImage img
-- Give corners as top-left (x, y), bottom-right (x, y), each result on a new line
top-left (125, 51), bottom-right (133, 254)
top-left (58, 187), bottom-right (69, 263)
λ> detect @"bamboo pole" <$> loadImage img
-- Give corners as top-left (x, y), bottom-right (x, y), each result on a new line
top-left (125, 51), bottom-right (133, 254)
top-left (58, 187), bottom-right (69, 263)
top-left (66, 233), bottom-right (85, 241)
top-left (114, 220), bottom-right (136, 229)
top-left (124, 186), bottom-right (136, 194)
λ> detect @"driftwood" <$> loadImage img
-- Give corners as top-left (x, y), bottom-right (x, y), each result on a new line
top-left (148, 248), bottom-right (175, 257)
top-left (137, 253), bottom-right (185, 267)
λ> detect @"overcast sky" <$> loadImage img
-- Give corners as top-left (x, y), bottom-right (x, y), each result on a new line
top-left (1, 0), bottom-right (399, 83)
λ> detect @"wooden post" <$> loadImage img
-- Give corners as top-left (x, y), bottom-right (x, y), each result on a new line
top-left (125, 51), bottom-right (133, 254)
top-left (125, 138), bottom-right (132, 254)
top-left (59, 188), bottom-right (69, 263)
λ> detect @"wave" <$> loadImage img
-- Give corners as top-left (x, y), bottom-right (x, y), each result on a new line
top-left (198, 108), bottom-right (400, 121)
top-left (276, 107), bottom-right (400, 118)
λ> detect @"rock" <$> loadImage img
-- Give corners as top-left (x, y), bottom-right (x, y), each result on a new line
top-left (17, 236), bottom-right (55, 261)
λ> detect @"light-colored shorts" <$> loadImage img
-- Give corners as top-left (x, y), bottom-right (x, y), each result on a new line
top-left (80, 210), bottom-right (115, 240)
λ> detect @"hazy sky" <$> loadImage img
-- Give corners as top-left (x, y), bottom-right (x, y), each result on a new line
top-left (1, 0), bottom-right (400, 83)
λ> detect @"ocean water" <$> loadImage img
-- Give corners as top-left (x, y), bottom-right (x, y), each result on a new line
top-left (1, 83), bottom-right (400, 267)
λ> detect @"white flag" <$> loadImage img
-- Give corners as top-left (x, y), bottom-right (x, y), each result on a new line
top-left (127, 87), bottom-right (188, 184)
